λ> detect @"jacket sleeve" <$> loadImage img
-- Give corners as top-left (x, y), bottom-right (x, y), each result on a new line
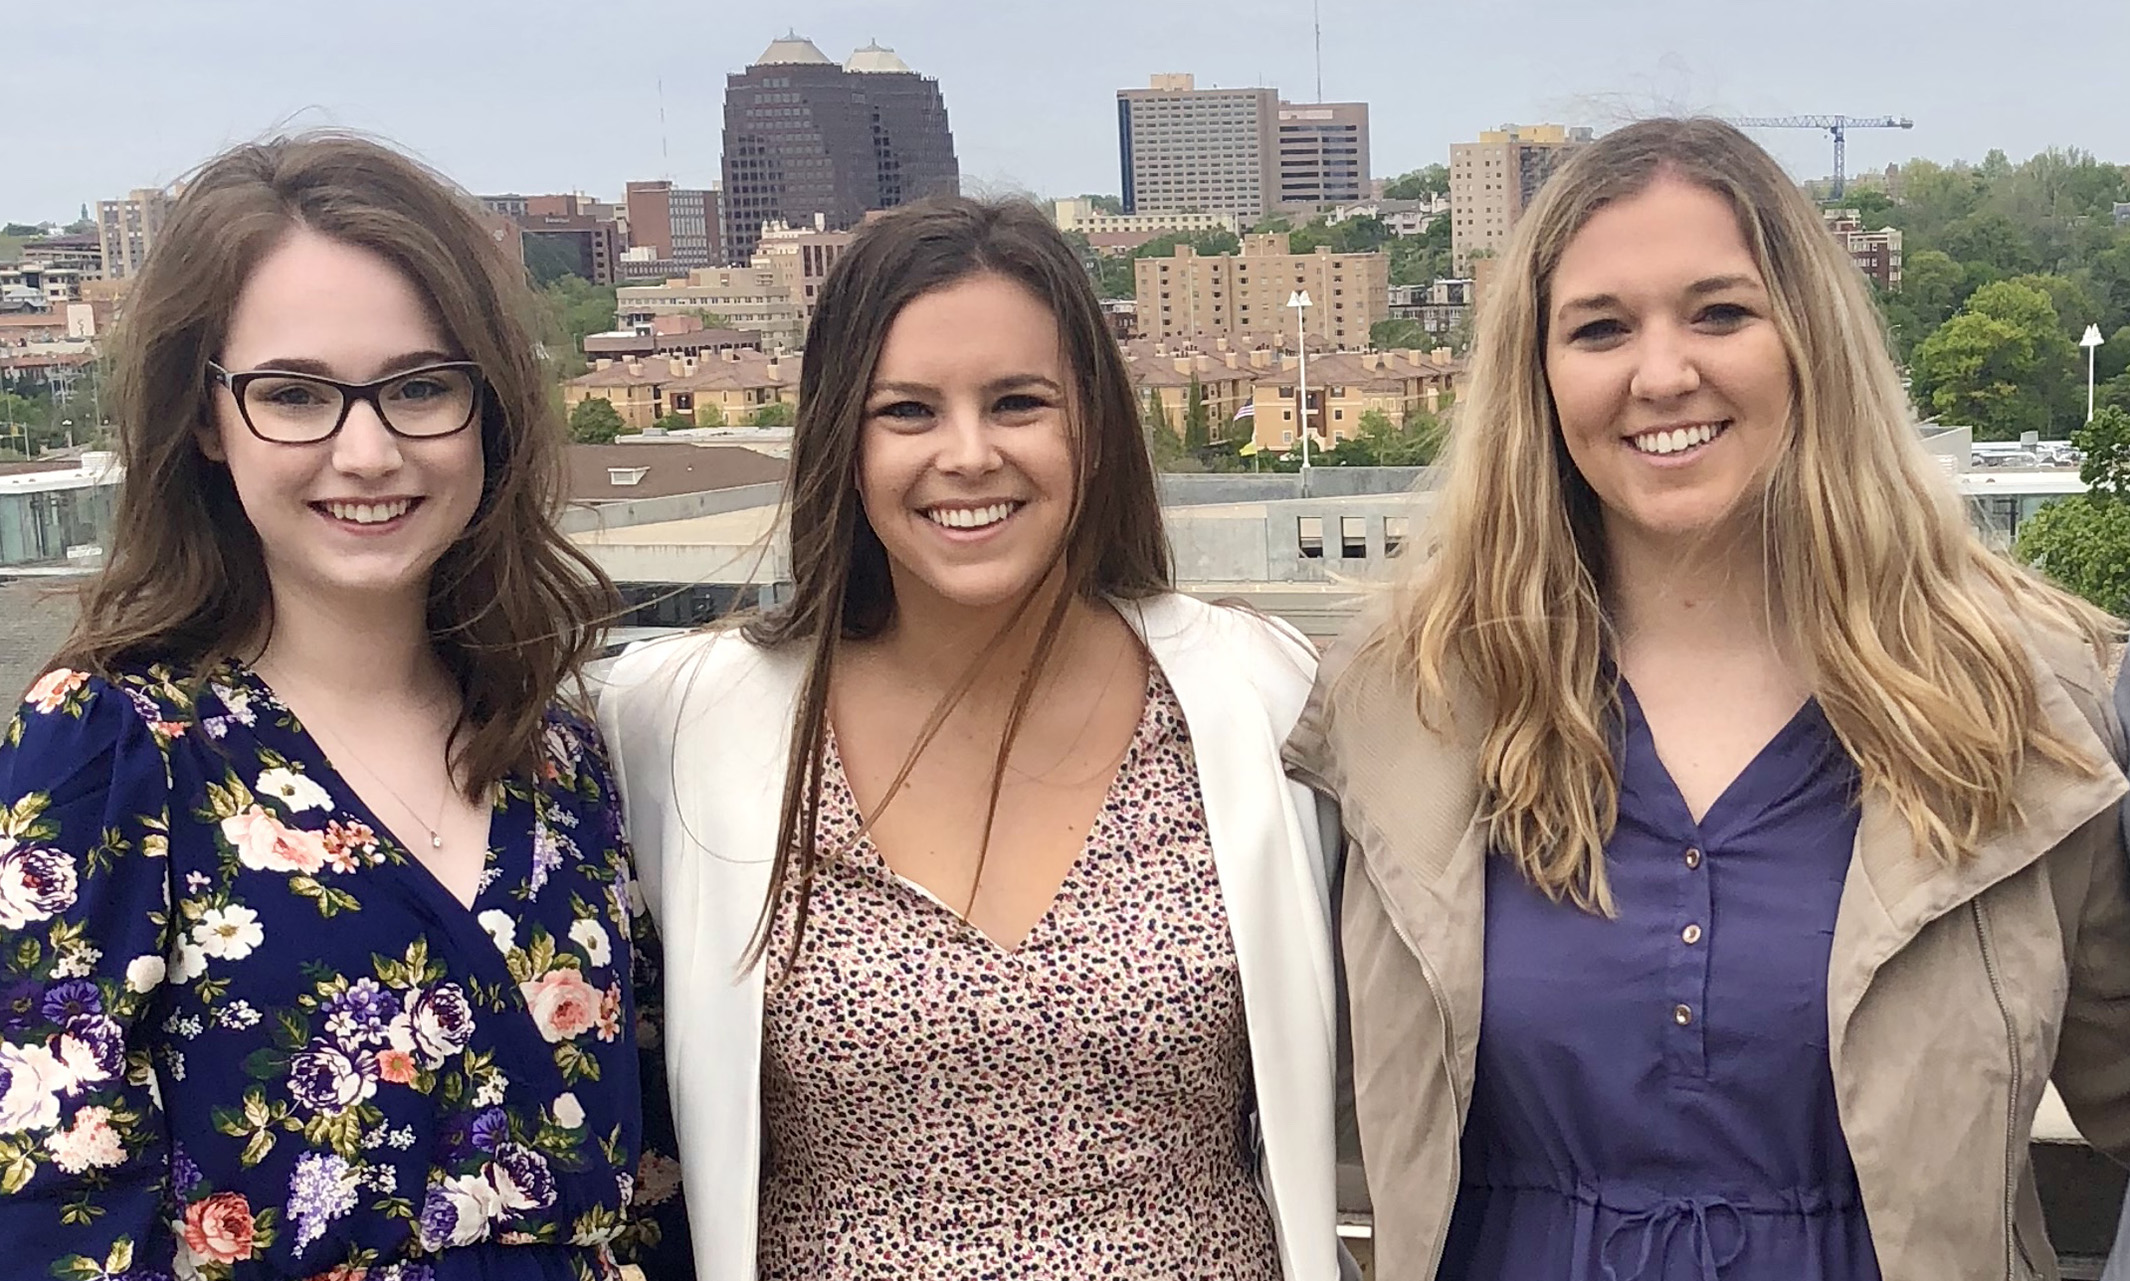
top-left (0, 670), bottom-right (177, 1278)
top-left (594, 656), bottom-right (697, 1278)
top-left (2054, 646), bottom-right (2130, 1166)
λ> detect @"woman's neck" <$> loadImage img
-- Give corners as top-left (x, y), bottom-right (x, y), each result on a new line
top-left (1603, 518), bottom-right (1781, 660)
top-left (865, 571), bottom-right (1104, 703)
top-left (250, 584), bottom-right (455, 714)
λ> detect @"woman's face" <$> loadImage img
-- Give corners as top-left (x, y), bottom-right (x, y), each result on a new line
top-left (201, 227), bottom-right (486, 617)
top-left (1544, 175), bottom-right (1796, 550)
top-left (855, 272), bottom-right (1079, 620)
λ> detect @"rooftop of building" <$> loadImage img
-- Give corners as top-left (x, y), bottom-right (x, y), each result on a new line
top-left (567, 442), bottom-right (788, 504)
top-left (0, 577), bottom-right (83, 702)
top-left (844, 40), bottom-right (911, 74)
top-left (754, 32), bottom-right (834, 66)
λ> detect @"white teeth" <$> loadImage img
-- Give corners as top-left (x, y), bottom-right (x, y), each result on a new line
top-left (1631, 423), bottom-right (1720, 456)
top-left (926, 502), bottom-right (1015, 530)
top-left (324, 499), bottom-right (413, 525)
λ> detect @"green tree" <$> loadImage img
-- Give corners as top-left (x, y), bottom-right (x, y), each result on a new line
top-left (568, 396), bottom-right (624, 444)
top-left (539, 276), bottom-right (621, 380)
top-left (1183, 377), bottom-right (1210, 451)
top-left (2014, 496), bottom-right (2130, 613)
top-left (2076, 405), bottom-right (2130, 497)
top-left (653, 412), bottom-right (694, 433)
top-left (1371, 318), bottom-right (1430, 351)
top-left (1909, 279), bottom-right (2079, 438)
top-left (1382, 165), bottom-right (1449, 201)
top-left (1143, 388), bottom-right (1185, 469)
top-left (750, 401), bottom-right (795, 427)
top-left (698, 402), bottom-right (728, 429)
top-left (1083, 194), bottom-right (1125, 215)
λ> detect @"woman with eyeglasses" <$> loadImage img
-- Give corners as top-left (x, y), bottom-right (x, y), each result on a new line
top-left (0, 136), bottom-right (684, 1280)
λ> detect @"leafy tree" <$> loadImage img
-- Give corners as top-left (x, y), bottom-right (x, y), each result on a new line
top-left (1382, 165), bottom-right (1449, 201)
top-left (1909, 279), bottom-right (2079, 438)
top-left (1083, 194), bottom-right (1125, 215)
top-left (568, 396), bottom-right (624, 444)
top-left (1, 223), bottom-right (43, 237)
top-left (690, 310), bottom-right (736, 330)
top-left (1389, 213), bottom-right (1453, 287)
top-left (750, 401), bottom-right (795, 427)
top-left (1183, 377), bottom-right (1210, 451)
top-left (539, 276), bottom-right (621, 380)
top-left (1143, 388), bottom-right (1185, 468)
top-left (2014, 495), bottom-right (2130, 614)
top-left (1371, 318), bottom-right (1430, 351)
top-left (698, 402), bottom-right (728, 429)
top-left (2076, 405), bottom-right (2130, 497)
top-left (653, 412), bottom-right (694, 433)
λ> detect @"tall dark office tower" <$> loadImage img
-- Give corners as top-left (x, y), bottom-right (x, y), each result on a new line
top-left (720, 34), bottom-right (959, 263)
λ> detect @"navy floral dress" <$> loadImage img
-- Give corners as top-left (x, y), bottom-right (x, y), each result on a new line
top-left (0, 660), bottom-right (688, 1281)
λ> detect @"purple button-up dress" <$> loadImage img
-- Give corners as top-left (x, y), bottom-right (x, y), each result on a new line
top-left (1439, 683), bottom-right (1883, 1281)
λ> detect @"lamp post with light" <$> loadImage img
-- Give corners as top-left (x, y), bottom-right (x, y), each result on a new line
top-left (2082, 323), bottom-right (2105, 423)
top-left (1287, 289), bottom-right (1313, 487)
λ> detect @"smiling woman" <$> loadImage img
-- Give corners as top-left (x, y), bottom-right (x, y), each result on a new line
top-left (599, 196), bottom-right (1345, 1281)
top-left (1285, 117), bottom-right (2130, 1281)
top-left (0, 135), bottom-right (685, 1281)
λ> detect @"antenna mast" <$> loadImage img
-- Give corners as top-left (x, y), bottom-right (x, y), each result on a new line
top-left (1313, 0), bottom-right (1323, 101)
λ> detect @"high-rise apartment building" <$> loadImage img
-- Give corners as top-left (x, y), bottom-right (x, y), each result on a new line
top-left (1117, 75), bottom-right (1371, 221)
top-left (626, 180), bottom-right (720, 269)
top-left (96, 189), bottom-right (171, 279)
top-left (720, 35), bottom-right (959, 263)
top-left (1277, 102), bottom-right (1371, 209)
top-left (1117, 75), bottom-right (1278, 220)
top-left (1133, 232), bottom-right (1388, 348)
top-left (1448, 124), bottom-right (1592, 270)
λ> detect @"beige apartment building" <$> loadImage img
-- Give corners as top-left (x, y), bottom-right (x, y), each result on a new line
top-left (1448, 123), bottom-right (1592, 270)
top-left (613, 218), bottom-right (852, 350)
top-left (1134, 232), bottom-right (1389, 348)
top-left (96, 189), bottom-right (172, 279)
top-left (1051, 199), bottom-right (1240, 237)
top-left (563, 349), bottom-right (800, 430)
top-left (1247, 348), bottom-right (1463, 452)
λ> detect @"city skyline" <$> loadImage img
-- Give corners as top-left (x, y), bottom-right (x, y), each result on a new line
top-left (10, 0), bottom-right (2130, 222)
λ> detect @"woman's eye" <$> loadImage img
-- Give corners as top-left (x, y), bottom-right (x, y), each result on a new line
top-left (1569, 319), bottom-right (1625, 343)
top-left (1698, 303), bottom-right (1753, 328)
top-left (873, 401), bottom-right (931, 420)
top-left (994, 394), bottom-right (1048, 415)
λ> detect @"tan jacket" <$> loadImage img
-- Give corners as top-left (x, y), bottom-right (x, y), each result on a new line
top-left (1284, 621), bottom-right (2130, 1281)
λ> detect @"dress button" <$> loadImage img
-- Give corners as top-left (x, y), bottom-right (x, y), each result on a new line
top-left (1684, 847), bottom-right (1703, 869)
top-left (1682, 924), bottom-right (1703, 945)
top-left (1673, 1003), bottom-right (1694, 1026)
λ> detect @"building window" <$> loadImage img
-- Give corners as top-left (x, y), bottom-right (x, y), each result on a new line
top-left (1298, 517), bottom-right (1324, 559)
top-left (1341, 516), bottom-right (1367, 558)
top-left (1384, 516), bottom-right (1409, 556)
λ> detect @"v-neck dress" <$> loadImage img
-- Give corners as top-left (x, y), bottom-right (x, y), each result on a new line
top-left (0, 660), bottom-right (680, 1281)
top-left (1438, 684), bottom-right (1884, 1281)
top-left (755, 669), bottom-right (1281, 1279)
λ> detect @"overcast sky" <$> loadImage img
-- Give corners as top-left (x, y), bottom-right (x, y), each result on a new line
top-left (9, 0), bottom-right (2129, 223)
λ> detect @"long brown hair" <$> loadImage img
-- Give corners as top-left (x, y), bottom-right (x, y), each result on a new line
top-left (742, 196), bottom-right (1171, 970)
top-left (1354, 117), bottom-right (2113, 912)
top-left (60, 132), bottom-right (617, 795)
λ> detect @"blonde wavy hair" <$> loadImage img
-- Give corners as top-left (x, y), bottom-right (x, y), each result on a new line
top-left (1355, 117), bottom-right (2115, 912)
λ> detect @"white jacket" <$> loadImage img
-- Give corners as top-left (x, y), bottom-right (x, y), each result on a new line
top-left (598, 592), bottom-right (1341, 1281)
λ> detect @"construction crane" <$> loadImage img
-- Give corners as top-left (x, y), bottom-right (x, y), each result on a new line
top-left (1729, 116), bottom-right (1915, 198)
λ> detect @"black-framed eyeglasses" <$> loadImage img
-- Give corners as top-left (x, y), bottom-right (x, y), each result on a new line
top-left (206, 360), bottom-right (486, 444)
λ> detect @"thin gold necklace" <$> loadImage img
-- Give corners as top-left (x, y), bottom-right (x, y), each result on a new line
top-left (252, 659), bottom-right (454, 851)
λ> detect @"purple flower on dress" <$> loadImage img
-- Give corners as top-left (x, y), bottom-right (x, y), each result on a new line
top-left (171, 1143), bottom-right (202, 1197)
top-left (322, 979), bottom-right (400, 1049)
top-left (287, 1040), bottom-right (374, 1114)
top-left (0, 840), bottom-right (78, 930)
top-left (58, 1013), bottom-right (126, 1085)
top-left (0, 979), bottom-right (42, 1032)
top-left (417, 1182), bottom-right (459, 1247)
top-left (468, 1107), bottom-right (509, 1154)
top-left (40, 980), bottom-right (102, 1024)
top-left (286, 1150), bottom-right (359, 1254)
top-left (406, 984), bottom-right (474, 1067)
top-left (487, 1141), bottom-right (557, 1214)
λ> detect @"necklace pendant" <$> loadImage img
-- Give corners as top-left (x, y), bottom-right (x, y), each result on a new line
top-left (430, 833), bottom-right (443, 850)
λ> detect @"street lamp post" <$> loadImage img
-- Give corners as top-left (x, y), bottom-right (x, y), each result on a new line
top-left (2082, 324), bottom-right (2105, 423)
top-left (1287, 289), bottom-right (1313, 486)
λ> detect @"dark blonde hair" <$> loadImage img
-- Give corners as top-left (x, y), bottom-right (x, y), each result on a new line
top-left (61, 132), bottom-right (616, 794)
top-left (743, 196), bottom-right (1171, 969)
top-left (1358, 117), bottom-right (2113, 911)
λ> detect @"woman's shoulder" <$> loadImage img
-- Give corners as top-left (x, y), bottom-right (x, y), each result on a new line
top-left (595, 625), bottom-right (806, 762)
